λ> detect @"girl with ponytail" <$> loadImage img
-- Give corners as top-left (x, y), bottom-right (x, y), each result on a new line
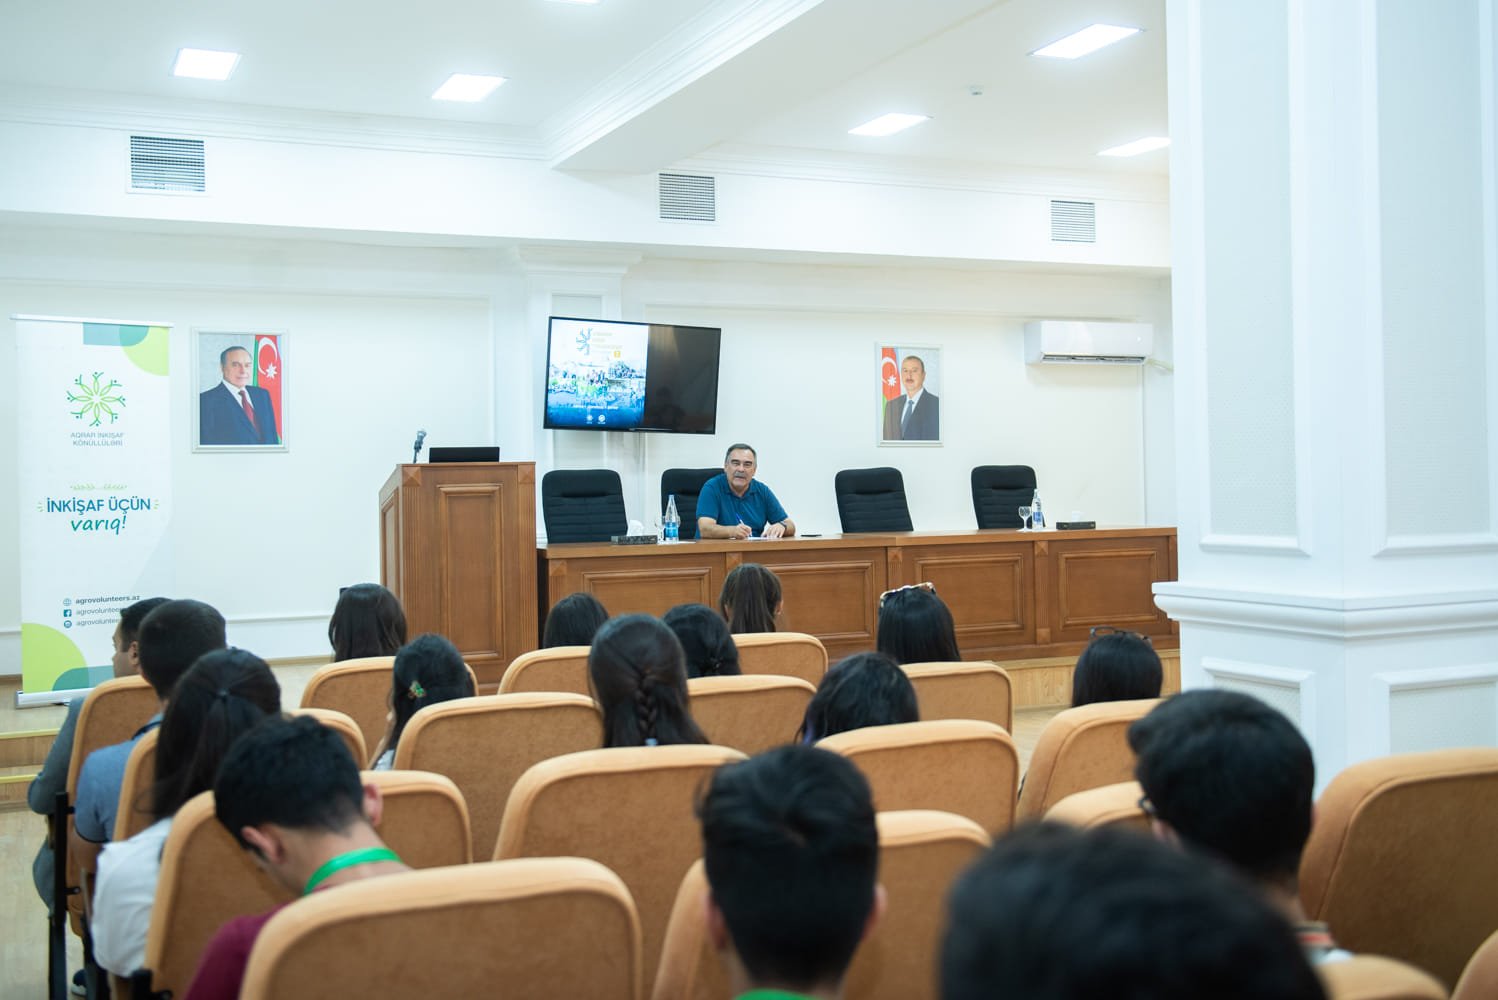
top-left (589, 614), bottom-right (709, 749)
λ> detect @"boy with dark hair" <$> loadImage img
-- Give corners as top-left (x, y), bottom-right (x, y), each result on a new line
top-left (182, 715), bottom-right (406, 1000)
top-left (1127, 689), bottom-right (1348, 962)
top-left (697, 745), bottom-right (884, 1000)
top-left (941, 822), bottom-right (1326, 1000)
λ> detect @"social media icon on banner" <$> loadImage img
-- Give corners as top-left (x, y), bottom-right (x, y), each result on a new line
top-left (62, 609), bottom-right (71, 618)
top-left (63, 598), bottom-right (72, 606)
top-left (63, 621), bottom-right (72, 629)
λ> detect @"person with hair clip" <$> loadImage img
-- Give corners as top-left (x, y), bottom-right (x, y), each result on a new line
top-left (327, 583), bottom-right (407, 662)
top-left (370, 633), bottom-right (475, 769)
top-left (876, 582), bottom-right (961, 664)
top-left (542, 592), bottom-right (610, 648)
top-left (92, 649), bottom-right (282, 977)
top-left (719, 563), bottom-right (783, 634)
top-left (1071, 626), bottom-right (1163, 708)
top-left (588, 614), bottom-right (709, 748)
top-left (663, 603), bottom-right (741, 679)
top-left (797, 652), bottom-right (919, 743)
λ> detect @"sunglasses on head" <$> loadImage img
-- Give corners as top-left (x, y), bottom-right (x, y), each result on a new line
top-left (879, 581), bottom-right (936, 609)
top-left (1089, 625), bottom-right (1152, 647)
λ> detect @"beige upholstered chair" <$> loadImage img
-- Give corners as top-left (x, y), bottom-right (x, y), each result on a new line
top-left (291, 707), bottom-right (368, 768)
top-left (112, 728), bottom-right (159, 841)
top-left (686, 675), bottom-right (815, 755)
top-left (1044, 780), bottom-right (1150, 833)
top-left (391, 692), bottom-right (601, 858)
top-left (1453, 927), bottom-right (1498, 1000)
top-left (364, 769), bottom-right (472, 866)
top-left (240, 858), bottom-right (643, 1000)
top-left (1300, 748), bottom-right (1498, 989)
top-left (297, 656), bottom-right (394, 762)
top-left (498, 645), bottom-right (592, 697)
top-left (818, 720), bottom-right (1019, 836)
top-left (901, 661), bottom-right (1014, 734)
top-left (1319, 955), bottom-right (1449, 1000)
top-left (495, 744), bottom-right (745, 979)
top-left (731, 632), bottom-right (828, 685)
top-left (1014, 698), bottom-right (1160, 822)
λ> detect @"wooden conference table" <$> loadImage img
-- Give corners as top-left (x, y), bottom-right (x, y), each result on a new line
top-left (541, 527), bottom-right (1178, 663)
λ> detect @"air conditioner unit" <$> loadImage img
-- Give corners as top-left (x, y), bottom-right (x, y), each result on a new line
top-left (1024, 320), bottom-right (1153, 365)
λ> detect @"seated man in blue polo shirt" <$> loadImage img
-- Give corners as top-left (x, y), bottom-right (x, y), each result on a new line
top-left (697, 443), bottom-right (797, 540)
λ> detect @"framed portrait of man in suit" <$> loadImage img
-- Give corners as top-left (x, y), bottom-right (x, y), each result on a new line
top-left (877, 344), bottom-right (942, 446)
top-left (193, 330), bottom-right (288, 452)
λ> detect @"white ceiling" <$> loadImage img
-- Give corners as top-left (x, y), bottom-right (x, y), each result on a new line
top-left (0, 0), bottom-right (1167, 179)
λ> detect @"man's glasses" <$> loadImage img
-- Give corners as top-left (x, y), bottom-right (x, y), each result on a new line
top-left (879, 581), bottom-right (936, 608)
top-left (1089, 625), bottom-right (1152, 647)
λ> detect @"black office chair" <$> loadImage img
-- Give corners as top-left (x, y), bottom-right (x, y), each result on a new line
top-left (834, 467), bottom-right (914, 533)
top-left (971, 465), bottom-right (1037, 529)
top-left (541, 469), bottom-right (628, 543)
top-left (659, 468), bottom-right (719, 541)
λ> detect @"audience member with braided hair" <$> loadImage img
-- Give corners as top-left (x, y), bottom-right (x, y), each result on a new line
top-left (589, 614), bottom-right (709, 748)
top-left (371, 633), bottom-right (475, 769)
top-left (719, 563), bottom-right (783, 634)
top-left (664, 603), bottom-right (742, 679)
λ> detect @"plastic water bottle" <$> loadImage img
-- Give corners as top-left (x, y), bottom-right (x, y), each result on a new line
top-left (1030, 489), bottom-right (1046, 530)
top-left (663, 494), bottom-right (680, 543)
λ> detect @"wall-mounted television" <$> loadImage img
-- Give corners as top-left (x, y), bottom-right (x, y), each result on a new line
top-left (543, 317), bottom-right (722, 434)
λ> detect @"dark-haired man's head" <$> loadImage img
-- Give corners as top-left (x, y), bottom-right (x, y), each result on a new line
top-left (1129, 689), bottom-right (1315, 904)
top-left (112, 597), bottom-right (170, 679)
top-left (941, 823), bottom-right (1325, 1000)
top-left (136, 599), bottom-right (227, 701)
top-left (797, 652), bottom-right (918, 743)
top-left (542, 592), bottom-right (610, 648)
top-left (698, 745), bottom-right (884, 998)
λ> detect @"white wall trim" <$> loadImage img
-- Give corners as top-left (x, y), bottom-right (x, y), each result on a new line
top-left (1368, 660), bottom-right (1498, 758)
top-left (1154, 582), bottom-right (1498, 638)
top-left (1203, 655), bottom-right (1317, 737)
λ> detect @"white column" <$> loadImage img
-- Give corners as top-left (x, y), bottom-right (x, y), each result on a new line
top-left (1157, 0), bottom-right (1498, 783)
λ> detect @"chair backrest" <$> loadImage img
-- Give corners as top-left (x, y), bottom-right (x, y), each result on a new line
top-left (392, 692), bottom-right (602, 859)
top-left (652, 810), bottom-right (990, 1000)
top-left (901, 661), bottom-right (1014, 734)
top-left (819, 720), bottom-right (1019, 836)
top-left (495, 744), bottom-right (746, 979)
top-left (240, 858), bottom-right (643, 1000)
top-left (1320, 955), bottom-right (1450, 1000)
top-left (1044, 780), bottom-right (1150, 832)
top-left (686, 675), bottom-right (815, 755)
top-left (543, 468), bottom-right (628, 544)
top-left (499, 645), bottom-right (594, 696)
top-left (834, 467), bottom-right (914, 533)
top-left (363, 768), bottom-right (473, 866)
top-left (113, 728), bottom-right (159, 841)
top-left (297, 657), bottom-right (394, 762)
top-left (1014, 698), bottom-right (1160, 822)
top-left (660, 468), bottom-right (720, 541)
top-left (970, 465), bottom-right (1037, 529)
top-left (731, 632), bottom-right (828, 685)
top-left (1453, 927), bottom-right (1498, 1000)
top-left (1300, 748), bottom-right (1498, 989)
top-left (291, 707), bottom-right (370, 767)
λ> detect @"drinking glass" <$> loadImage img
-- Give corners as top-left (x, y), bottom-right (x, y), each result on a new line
top-left (1018, 506), bottom-right (1032, 531)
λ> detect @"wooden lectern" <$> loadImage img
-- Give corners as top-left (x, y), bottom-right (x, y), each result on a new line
top-left (379, 462), bottom-right (538, 688)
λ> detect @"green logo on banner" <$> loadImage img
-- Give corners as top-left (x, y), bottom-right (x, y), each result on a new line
top-left (67, 372), bottom-right (126, 427)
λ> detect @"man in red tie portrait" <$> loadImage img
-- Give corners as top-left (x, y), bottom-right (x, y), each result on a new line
top-left (199, 345), bottom-right (281, 445)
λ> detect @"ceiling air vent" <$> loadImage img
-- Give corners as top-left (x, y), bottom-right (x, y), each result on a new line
top-left (659, 173), bottom-right (715, 222)
top-left (129, 135), bottom-right (206, 193)
top-left (1050, 199), bottom-right (1096, 243)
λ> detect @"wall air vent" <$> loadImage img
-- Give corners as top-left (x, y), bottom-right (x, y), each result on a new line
top-left (129, 135), bottom-right (206, 193)
top-left (659, 173), bottom-right (715, 222)
top-left (1050, 199), bottom-right (1096, 243)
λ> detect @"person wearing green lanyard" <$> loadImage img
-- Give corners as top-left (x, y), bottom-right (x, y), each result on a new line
top-left (181, 715), bottom-right (408, 1000)
top-left (698, 745), bottom-right (885, 1000)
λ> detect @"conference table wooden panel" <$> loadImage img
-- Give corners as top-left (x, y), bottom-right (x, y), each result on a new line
top-left (541, 527), bottom-right (1176, 663)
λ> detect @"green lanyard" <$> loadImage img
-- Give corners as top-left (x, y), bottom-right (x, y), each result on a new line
top-left (303, 847), bottom-right (402, 895)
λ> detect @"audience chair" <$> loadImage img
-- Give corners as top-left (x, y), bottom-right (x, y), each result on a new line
top-left (1453, 927), bottom-right (1498, 1000)
top-left (660, 467), bottom-right (720, 541)
top-left (686, 675), bottom-right (815, 755)
top-left (731, 632), bottom-right (828, 685)
top-left (291, 707), bottom-right (369, 769)
top-left (1044, 780), bottom-right (1150, 833)
top-left (542, 468), bottom-right (629, 544)
top-left (391, 692), bottom-right (602, 859)
top-left (1319, 956), bottom-right (1449, 1000)
top-left (834, 467), bottom-right (914, 533)
top-left (901, 661), bottom-right (1014, 734)
top-left (240, 858), bottom-right (643, 1000)
top-left (297, 656), bottom-right (394, 763)
top-left (1013, 697), bottom-right (1160, 822)
top-left (818, 720), bottom-right (1020, 836)
top-left (363, 769), bottom-right (472, 867)
top-left (1300, 748), bottom-right (1498, 989)
top-left (113, 728), bottom-right (159, 842)
top-left (495, 744), bottom-right (745, 980)
top-left (499, 645), bottom-right (593, 697)
top-left (970, 465), bottom-right (1037, 529)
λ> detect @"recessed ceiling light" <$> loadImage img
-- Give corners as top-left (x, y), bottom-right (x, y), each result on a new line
top-left (171, 48), bottom-right (241, 81)
top-left (432, 74), bottom-right (507, 102)
top-left (1031, 24), bottom-right (1141, 59)
top-left (1099, 136), bottom-right (1171, 157)
top-left (848, 113), bottom-right (930, 138)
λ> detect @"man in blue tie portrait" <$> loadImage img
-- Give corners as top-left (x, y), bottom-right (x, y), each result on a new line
top-left (882, 353), bottom-right (940, 441)
top-left (199, 345), bottom-right (280, 445)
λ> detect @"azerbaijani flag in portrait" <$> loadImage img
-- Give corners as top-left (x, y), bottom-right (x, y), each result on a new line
top-left (254, 334), bottom-right (284, 438)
